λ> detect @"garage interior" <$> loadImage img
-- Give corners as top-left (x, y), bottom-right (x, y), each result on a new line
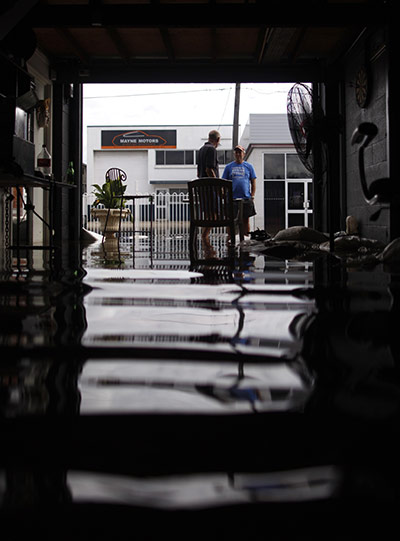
top-left (1, 1), bottom-right (399, 539)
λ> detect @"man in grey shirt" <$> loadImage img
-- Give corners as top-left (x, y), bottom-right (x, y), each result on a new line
top-left (195, 130), bottom-right (221, 253)
top-left (197, 129), bottom-right (220, 178)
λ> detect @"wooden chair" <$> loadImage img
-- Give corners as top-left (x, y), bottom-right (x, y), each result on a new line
top-left (103, 168), bottom-right (128, 240)
top-left (105, 168), bottom-right (127, 183)
top-left (188, 177), bottom-right (244, 258)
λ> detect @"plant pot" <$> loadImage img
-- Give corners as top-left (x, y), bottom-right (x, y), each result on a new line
top-left (91, 207), bottom-right (130, 238)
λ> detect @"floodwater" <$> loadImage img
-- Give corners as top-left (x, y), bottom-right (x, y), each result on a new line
top-left (1, 233), bottom-right (400, 539)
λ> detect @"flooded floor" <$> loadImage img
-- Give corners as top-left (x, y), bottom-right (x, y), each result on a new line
top-left (1, 234), bottom-right (400, 539)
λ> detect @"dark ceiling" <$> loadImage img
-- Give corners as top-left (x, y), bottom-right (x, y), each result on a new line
top-left (2, 0), bottom-right (392, 84)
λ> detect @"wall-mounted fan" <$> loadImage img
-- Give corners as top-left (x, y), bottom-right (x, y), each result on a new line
top-left (287, 83), bottom-right (326, 175)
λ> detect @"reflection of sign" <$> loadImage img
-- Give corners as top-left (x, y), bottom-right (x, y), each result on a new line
top-left (101, 129), bottom-right (176, 149)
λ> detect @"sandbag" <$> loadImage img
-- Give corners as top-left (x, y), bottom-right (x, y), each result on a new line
top-left (378, 238), bottom-right (400, 262)
top-left (320, 235), bottom-right (385, 253)
top-left (273, 226), bottom-right (328, 244)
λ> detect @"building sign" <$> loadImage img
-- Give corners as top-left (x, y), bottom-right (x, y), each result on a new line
top-left (101, 129), bottom-right (176, 149)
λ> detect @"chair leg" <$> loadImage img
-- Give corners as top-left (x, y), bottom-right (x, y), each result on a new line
top-left (230, 225), bottom-right (236, 245)
top-left (238, 200), bottom-right (244, 241)
top-left (189, 224), bottom-right (197, 259)
top-left (239, 222), bottom-right (244, 242)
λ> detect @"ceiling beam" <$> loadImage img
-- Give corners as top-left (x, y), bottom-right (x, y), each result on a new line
top-left (159, 27), bottom-right (175, 62)
top-left (28, 2), bottom-right (391, 30)
top-left (51, 59), bottom-right (323, 85)
top-left (56, 28), bottom-right (90, 65)
top-left (0, 0), bottom-right (39, 40)
top-left (106, 27), bottom-right (131, 63)
top-left (256, 26), bottom-right (275, 64)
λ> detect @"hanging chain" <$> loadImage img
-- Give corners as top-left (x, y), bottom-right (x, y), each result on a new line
top-left (3, 189), bottom-right (12, 268)
top-left (4, 190), bottom-right (11, 248)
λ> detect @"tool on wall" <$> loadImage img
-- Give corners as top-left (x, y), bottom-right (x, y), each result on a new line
top-left (351, 122), bottom-right (394, 221)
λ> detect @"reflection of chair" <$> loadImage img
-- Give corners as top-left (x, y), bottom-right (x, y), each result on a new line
top-left (188, 177), bottom-right (244, 258)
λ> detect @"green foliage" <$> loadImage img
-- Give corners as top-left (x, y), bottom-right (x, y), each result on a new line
top-left (92, 178), bottom-right (127, 208)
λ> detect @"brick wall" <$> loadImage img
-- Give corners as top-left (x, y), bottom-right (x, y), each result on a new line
top-left (344, 28), bottom-right (389, 243)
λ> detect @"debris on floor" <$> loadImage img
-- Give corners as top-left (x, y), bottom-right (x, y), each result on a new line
top-left (244, 225), bottom-right (400, 267)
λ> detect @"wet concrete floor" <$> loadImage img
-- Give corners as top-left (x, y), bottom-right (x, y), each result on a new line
top-left (1, 236), bottom-right (400, 539)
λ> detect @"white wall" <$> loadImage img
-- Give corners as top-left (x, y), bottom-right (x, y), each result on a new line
top-left (92, 150), bottom-right (148, 194)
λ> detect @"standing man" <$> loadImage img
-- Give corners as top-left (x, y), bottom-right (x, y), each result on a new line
top-left (197, 129), bottom-right (220, 178)
top-left (196, 130), bottom-right (221, 250)
top-left (222, 145), bottom-right (256, 236)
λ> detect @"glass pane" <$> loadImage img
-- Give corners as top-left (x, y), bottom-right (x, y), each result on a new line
top-left (288, 213), bottom-right (305, 227)
top-left (264, 181), bottom-right (285, 235)
top-left (288, 183), bottom-right (304, 210)
top-left (217, 150), bottom-right (225, 165)
top-left (166, 150), bottom-right (185, 165)
top-left (264, 154), bottom-right (285, 179)
top-left (184, 150), bottom-right (194, 164)
top-left (155, 151), bottom-right (165, 165)
top-left (287, 153), bottom-right (312, 179)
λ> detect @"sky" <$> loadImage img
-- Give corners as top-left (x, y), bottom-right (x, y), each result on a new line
top-left (82, 82), bottom-right (296, 161)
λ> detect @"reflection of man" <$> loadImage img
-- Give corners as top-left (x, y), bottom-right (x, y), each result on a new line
top-left (197, 130), bottom-right (220, 178)
top-left (222, 145), bottom-right (256, 236)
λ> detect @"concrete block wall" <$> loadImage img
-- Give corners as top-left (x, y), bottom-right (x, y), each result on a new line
top-left (344, 28), bottom-right (389, 244)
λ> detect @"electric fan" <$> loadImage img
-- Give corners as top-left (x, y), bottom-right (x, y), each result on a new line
top-left (287, 83), bottom-right (326, 174)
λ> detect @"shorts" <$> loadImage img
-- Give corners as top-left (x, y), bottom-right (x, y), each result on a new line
top-left (234, 198), bottom-right (256, 219)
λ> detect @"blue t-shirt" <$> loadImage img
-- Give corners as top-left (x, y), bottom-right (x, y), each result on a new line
top-left (222, 161), bottom-right (256, 199)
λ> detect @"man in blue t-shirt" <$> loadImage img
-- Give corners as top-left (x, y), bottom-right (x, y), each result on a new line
top-left (222, 145), bottom-right (257, 236)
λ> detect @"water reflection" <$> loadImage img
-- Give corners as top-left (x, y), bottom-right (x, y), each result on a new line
top-left (79, 359), bottom-right (313, 414)
top-left (81, 267), bottom-right (314, 359)
top-left (66, 466), bottom-right (340, 508)
top-left (1, 235), bottom-right (400, 537)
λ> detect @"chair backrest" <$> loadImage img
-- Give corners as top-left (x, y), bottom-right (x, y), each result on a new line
top-left (188, 177), bottom-right (235, 227)
top-left (105, 168), bottom-right (127, 182)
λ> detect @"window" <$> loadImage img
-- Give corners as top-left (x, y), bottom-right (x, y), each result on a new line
top-left (156, 152), bottom-right (165, 165)
top-left (166, 150), bottom-right (184, 165)
top-left (156, 150), bottom-right (195, 165)
top-left (184, 150), bottom-right (194, 165)
top-left (217, 150), bottom-right (233, 165)
top-left (264, 153), bottom-right (312, 180)
top-left (157, 149), bottom-right (233, 167)
top-left (193, 149), bottom-right (233, 167)
top-left (287, 154), bottom-right (312, 179)
top-left (264, 154), bottom-right (285, 179)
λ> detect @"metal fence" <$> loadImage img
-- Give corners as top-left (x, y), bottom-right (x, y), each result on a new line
top-left (83, 191), bottom-right (190, 238)
top-left (83, 191), bottom-right (238, 262)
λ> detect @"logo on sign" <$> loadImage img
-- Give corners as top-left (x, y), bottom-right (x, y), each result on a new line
top-left (101, 129), bottom-right (176, 149)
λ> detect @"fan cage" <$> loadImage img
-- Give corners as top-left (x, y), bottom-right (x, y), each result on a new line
top-left (287, 83), bottom-right (314, 174)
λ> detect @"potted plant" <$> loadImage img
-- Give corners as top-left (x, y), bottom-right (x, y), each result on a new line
top-left (91, 177), bottom-right (130, 238)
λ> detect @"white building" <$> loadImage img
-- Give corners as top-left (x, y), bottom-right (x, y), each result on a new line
top-left (86, 116), bottom-right (313, 235)
top-left (86, 124), bottom-right (235, 196)
top-left (242, 114), bottom-right (313, 234)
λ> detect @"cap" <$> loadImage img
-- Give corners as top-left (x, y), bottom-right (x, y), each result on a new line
top-left (234, 145), bottom-right (245, 152)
